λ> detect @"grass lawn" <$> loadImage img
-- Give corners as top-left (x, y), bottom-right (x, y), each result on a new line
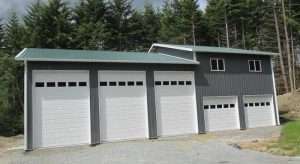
top-left (269, 120), bottom-right (300, 156)
top-left (238, 91), bottom-right (300, 156)
top-left (238, 120), bottom-right (300, 156)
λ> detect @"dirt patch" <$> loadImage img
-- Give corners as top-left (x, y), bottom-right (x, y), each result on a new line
top-left (0, 135), bottom-right (23, 154)
top-left (278, 90), bottom-right (300, 120)
top-left (236, 137), bottom-right (300, 156)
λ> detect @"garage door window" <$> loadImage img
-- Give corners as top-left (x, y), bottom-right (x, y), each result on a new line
top-left (100, 82), bottom-right (107, 86)
top-left (186, 81), bottom-right (192, 85)
top-left (79, 82), bottom-right (87, 87)
top-left (119, 81), bottom-right (126, 86)
top-left (155, 81), bottom-right (161, 86)
top-left (136, 81), bottom-right (143, 86)
top-left (68, 82), bottom-right (77, 87)
top-left (58, 82), bottom-right (66, 87)
top-left (155, 81), bottom-right (193, 86)
top-left (47, 82), bottom-right (55, 87)
top-left (128, 81), bottom-right (135, 86)
top-left (245, 101), bottom-right (271, 108)
top-left (109, 82), bottom-right (117, 86)
top-left (35, 82), bottom-right (44, 87)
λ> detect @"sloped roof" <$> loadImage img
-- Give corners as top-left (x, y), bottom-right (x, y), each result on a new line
top-left (15, 48), bottom-right (199, 65)
top-left (150, 43), bottom-right (279, 56)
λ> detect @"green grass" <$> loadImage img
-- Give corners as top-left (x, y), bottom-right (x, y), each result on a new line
top-left (269, 120), bottom-right (300, 156)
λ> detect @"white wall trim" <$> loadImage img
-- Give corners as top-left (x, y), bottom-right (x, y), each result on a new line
top-left (15, 48), bottom-right (27, 59)
top-left (24, 61), bottom-right (28, 150)
top-left (150, 43), bottom-right (193, 52)
top-left (148, 44), bottom-right (155, 53)
top-left (159, 53), bottom-right (200, 64)
top-left (270, 58), bottom-right (280, 125)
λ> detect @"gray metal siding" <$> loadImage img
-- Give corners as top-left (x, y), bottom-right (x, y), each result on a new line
top-left (26, 64), bottom-right (33, 151)
top-left (89, 66), bottom-right (100, 145)
top-left (196, 53), bottom-right (273, 95)
top-left (196, 53), bottom-right (274, 129)
top-left (26, 53), bottom-right (275, 148)
top-left (153, 47), bottom-right (194, 60)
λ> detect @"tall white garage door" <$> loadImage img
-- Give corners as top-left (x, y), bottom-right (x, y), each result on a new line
top-left (98, 71), bottom-right (149, 142)
top-left (154, 71), bottom-right (198, 137)
top-left (244, 95), bottom-right (276, 128)
top-left (203, 96), bottom-right (240, 132)
top-left (32, 70), bottom-right (91, 148)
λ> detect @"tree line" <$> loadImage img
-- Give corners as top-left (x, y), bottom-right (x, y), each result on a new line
top-left (0, 0), bottom-right (299, 136)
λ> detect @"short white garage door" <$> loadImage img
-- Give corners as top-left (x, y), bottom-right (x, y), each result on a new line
top-left (32, 70), bottom-right (91, 148)
top-left (244, 95), bottom-right (276, 128)
top-left (98, 71), bottom-right (149, 142)
top-left (154, 71), bottom-right (198, 137)
top-left (203, 96), bottom-right (240, 132)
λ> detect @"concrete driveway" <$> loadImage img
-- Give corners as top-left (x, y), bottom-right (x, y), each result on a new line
top-left (1, 127), bottom-right (300, 164)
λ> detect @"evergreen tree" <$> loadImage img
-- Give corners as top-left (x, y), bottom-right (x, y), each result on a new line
top-left (127, 11), bottom-right (144, 51)
top-left (0, 20), bottom-right (4, 48)
top-left (73, 0), bottom-right (108, 49)
top-left (159, 0), bottom-right (182, 44)
top-left (105, 0), bottom-right (134, 51)
top-left (41, 0), bottom-right (74, 48)
top-left (23, 0), bottom-right (46, 48)
top-left (4, 12), bottom-right (25, 54)
top-left (141, 4), bottom-right (160, 49)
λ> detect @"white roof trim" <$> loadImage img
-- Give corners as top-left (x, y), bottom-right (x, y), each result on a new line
top-left (16, 58), bottom-right (199, 65)
top-left (159, 53), bottom-right (200, 64)
top-left (15, 48), bottom-right (27, 59)
top-left (151, 43), bottom-right (193, 52)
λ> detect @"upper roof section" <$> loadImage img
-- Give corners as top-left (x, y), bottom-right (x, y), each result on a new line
top-left (15, 48), bottom-right (199, 65)
top-left (149, 43), bottom-right (279, 56)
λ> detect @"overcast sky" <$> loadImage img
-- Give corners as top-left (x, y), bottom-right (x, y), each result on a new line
top-left (0, 0), bottom-right (207, 20)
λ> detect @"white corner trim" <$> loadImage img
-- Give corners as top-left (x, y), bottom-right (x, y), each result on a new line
top-left (193, 51), bottom-right (197, 61)
top-left (151, 43), bottom-right (193, 52)
top-left (24, 61), bottom-right (28, 150)
top-left (270, 58), bottom-right (280, 125)
top-left (159, 53), bottom-right (200, 64)
top-left (15, 48), bottom-right (27, 59)
top-left (148, 44), bottom-right (155, 53)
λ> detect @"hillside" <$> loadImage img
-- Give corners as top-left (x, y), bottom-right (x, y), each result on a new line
top-left (278, 90), bottom-right (300, 121)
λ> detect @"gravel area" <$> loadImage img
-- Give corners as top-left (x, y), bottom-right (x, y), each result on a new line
top-left (0, 126), bottom-right (299, 164)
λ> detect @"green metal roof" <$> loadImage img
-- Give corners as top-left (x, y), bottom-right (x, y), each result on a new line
top-left (151, 44), bottom-right (279, 56)
top-left (15, 48), bottom-right (199, 65)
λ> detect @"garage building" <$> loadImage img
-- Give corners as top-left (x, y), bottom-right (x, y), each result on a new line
top-left (15, 44), bottom-right (280, 150)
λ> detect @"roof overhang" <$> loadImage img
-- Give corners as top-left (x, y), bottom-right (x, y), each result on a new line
top-left (149, 43), bottom-right (279, 56)
top-left (15, 48), bottom-right (199, 65)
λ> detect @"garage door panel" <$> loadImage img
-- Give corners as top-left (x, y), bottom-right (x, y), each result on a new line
top-left (244, 95), bottom-right (275, 128)
top-left (98, 71), bottom-right (148, 142)
top-left (204, 96), bottom-right (240, 132)
top-left (32, 70), bottom-right (91, 148)
top-left (155, 71), bottom-right (198, 137)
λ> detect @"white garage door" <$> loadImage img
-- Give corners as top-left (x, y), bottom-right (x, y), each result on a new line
top-left (154, 71), bottom-right (198, 137)
top-left (32, 70), bottom-right (91, 148)
top-left (244, 95), bottom-right (276, 128)
top-left (203, 96), bottom-right (240, 132)
top-left (98, 71), bottom-right (148, 142)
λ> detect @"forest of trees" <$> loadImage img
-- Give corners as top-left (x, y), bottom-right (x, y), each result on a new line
top-left (0, 0), bottom-right (299, 136)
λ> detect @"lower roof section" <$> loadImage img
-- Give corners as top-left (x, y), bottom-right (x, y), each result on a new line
top-left (15, 48), bottom-right (199, 65)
